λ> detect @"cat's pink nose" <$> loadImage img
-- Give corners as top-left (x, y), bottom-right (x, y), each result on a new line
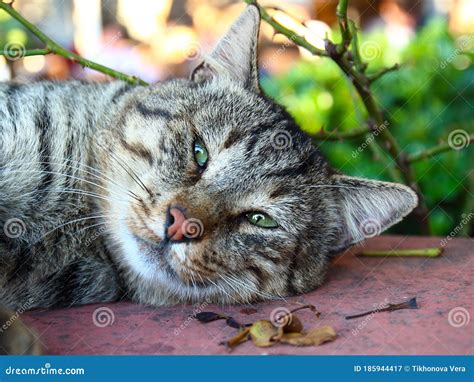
top-left (167, 207), bottom-right (187, 242)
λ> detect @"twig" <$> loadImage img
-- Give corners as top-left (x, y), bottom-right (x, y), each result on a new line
top-left (0, 1), bottom-right (148, 85)
top-left (368, 63), bottom-right (400, 83)
top-left (244, 0), bottom-right (328, 57)
top-left (0, 48), bottom-right (51, 57)
top-left (357, 247), bottom-right (443, 257)
top-left (345, 297), bottom-right (418, 320)
top-left (407, 136), bottom-right (474, 163)
top-left (336, 0), bottom-right (351, 52)
top-left (348, 20), bottom-right (366, 72)
top-left (312, 126), bottom-right (370, 141)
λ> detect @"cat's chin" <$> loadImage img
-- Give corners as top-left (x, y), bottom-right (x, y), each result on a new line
top-left (120, 229), bottom-right (198, 286)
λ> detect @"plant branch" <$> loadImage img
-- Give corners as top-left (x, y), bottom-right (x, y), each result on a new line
top-left (244, 0), bottom-right (328, 57)
top-left (0, 1), bottom-right (148, 85)
top-left (368, 63), bottom-right (400, 83)
top-left (0, 48), bottom-right (51, 57)
top-left (249, 0), bottom-right (431, 233)
top-left (348, 20), bottom-right (366, 72)
top-left (313, 126), bottom-right (370, 141)
top-left (336, 0), bottom-right (351, 52)
top-left (407, 136), bottom-right (474, 163)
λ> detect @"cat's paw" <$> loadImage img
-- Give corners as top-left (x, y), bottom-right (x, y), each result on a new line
top-left (0, 306), bottom-right (42, 355)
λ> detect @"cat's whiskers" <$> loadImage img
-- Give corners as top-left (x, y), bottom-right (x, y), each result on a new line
top-left (205, 276), bottom-right (241, 304)
top-left (6, 167), bottom-right (142, 209)
top-left (31, 213), bottom-right (108, 245)
top-left (20, 186), bottom-right (131, 206)
top-left (218, 274), bottom-right (255, 304)
top-left (6, 168), bottom-right (138, 205)
top-left (39, 157), bottom-right (143, 202)
top-left (96, 142), bottom-right (154, 198)
top-left (225, 273), bottom-right (277, 301)
top-left (220, 273), bottom-right (272, 303)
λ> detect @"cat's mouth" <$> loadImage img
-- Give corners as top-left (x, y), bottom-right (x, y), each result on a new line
top-left (132, 234), bottom-right (208, 285)
top-left (134, 234), bottom-right (170, 258)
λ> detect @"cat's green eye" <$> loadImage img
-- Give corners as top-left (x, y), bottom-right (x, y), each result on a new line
top-left (193, 140), bottom-right (208, 168)
top-left (246, 212), bottom-right (278, 228)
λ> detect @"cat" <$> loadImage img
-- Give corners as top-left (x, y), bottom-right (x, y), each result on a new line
top-left (0, 5), bottom-right (417, 353)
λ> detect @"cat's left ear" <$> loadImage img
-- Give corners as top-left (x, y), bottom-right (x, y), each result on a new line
top-left (191, 5), bottom-right (260, 92)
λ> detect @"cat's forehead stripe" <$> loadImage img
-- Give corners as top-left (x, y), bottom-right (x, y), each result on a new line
top-left (136, 101), bottom-right (173, 120)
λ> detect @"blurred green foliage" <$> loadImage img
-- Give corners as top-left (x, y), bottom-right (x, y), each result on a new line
top-left (261, 18), bottom-right (473, 236)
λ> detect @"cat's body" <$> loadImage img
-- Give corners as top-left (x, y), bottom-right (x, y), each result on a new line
top-left (0, 6), bottom-right (417, 321)
top-left (0, 78), bottom-right (338, 310)
top-left (0, 81), bottom-right (131, 309)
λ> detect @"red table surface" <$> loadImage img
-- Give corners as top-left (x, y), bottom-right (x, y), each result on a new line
top-left (21, 235), bottom-right (473, 355)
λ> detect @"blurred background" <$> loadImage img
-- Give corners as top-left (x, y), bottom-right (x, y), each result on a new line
top-left (0, 0), bottom-right (472, 236)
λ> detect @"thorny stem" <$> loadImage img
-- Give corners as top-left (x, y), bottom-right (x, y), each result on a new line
top-left (368, 63), bottom-right (400, 83)
top-left (314, 126), bottom-right (370, 141)
top-left (0, 1), bottom-right (148, 85)
top-left (348, 20), bottom-right (366, 72)
top-left (407, 135), bottom-right (474, 163)
top-left (336, 0), bottom-right (351, 53)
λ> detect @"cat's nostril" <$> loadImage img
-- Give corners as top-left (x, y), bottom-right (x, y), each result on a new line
top-left (166, 207), bottom-right (187, 242)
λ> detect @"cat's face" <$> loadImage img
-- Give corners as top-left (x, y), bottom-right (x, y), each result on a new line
top-left (99, 6), bottom-right (417, 304)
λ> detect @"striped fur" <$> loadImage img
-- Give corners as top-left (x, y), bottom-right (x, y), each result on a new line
top-left (0, 6), bottom-right (417, 312)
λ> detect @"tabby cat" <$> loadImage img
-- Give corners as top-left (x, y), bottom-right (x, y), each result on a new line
top-left (0, 6), bottom-right (416, 352)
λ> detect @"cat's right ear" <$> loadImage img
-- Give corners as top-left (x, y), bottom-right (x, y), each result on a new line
top-left (190, 5), bottom-right (261, 92)
top-left (330, 174), bottom-right (418, 253)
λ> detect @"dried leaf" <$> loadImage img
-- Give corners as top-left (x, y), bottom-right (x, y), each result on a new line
top-left (195, 312), bottom-right (226, 323)
top-left (226, 317), bottom-right (245, 329)
top-left (290, 304), bottom-right (321, 318)
top-left (280, 325), bottom-right (336, 346)
top-left (249, 320), bottom-right (279, 347)
top-left (283, 314), bottom-right (304, 333)
top-left (221, 328), bottom-right (250, 350)
top-left (280, 332), bottom-right (301, 339)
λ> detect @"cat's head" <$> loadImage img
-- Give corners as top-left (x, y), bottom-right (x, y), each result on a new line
top-left (101, 6), bottom-right (417, 304)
